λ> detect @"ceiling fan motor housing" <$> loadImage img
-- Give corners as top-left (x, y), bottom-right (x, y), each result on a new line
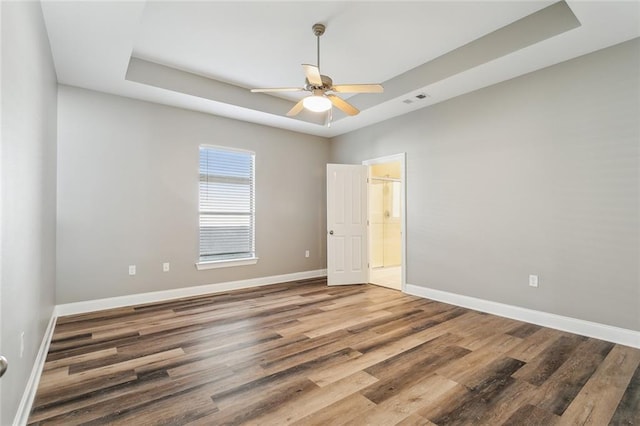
top-left (305, 75), bottom-right (333, 91)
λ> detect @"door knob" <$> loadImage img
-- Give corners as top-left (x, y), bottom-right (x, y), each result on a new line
top-left (0, 356), bottom-right (7, 378)
top-left (329, 230), bottom-right (334, 235)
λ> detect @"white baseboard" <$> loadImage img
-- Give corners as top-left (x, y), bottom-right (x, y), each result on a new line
top-left (405, 283), bottom-right (640, 349)
top-left (14, 311), bottom-right (57, 426)
top-left (56, 269), bottom-right (327, 317)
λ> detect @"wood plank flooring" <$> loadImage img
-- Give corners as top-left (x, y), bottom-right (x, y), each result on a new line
top-left (28, 278), bottom-right (640, 425)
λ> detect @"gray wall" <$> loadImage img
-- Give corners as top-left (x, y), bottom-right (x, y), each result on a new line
top-left (1, 1), bottom-right (58, 424)
top-left (331, 39), bottom-right (639, 331)
top-left (57, 86), bottom-right (329, 303)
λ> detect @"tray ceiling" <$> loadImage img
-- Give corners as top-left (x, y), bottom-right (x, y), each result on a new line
top-left (41, 1), bottom-right (640, 137)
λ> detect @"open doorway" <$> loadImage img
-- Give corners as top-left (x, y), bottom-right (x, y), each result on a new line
top-left (364, 154), bottom-right (406, 291)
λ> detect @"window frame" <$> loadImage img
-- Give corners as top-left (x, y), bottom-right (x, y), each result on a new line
top-left (195, 144), bottom-right (258, 270)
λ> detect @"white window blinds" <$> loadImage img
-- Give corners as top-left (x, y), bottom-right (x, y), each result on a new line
top-left (199, 146), bottom-right (255, 263)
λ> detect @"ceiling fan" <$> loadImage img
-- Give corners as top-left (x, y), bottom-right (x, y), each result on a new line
top-left (250, 23), bottom-right (383, 123)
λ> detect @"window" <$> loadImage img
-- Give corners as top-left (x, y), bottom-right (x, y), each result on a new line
top-left (198, 145), bottom-right (256, 267)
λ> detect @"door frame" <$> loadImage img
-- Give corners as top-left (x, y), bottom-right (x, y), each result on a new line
top-left (363, 153), bottom-right (407, 292)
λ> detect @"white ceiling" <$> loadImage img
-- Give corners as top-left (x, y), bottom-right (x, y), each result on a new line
top-left (41, 1), bottom-right (640, 138)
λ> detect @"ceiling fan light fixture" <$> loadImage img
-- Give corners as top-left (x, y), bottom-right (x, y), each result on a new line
top-left (303, 94), bottom-right (331, 112)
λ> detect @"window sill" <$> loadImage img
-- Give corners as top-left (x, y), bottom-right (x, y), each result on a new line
top-left (195, 257), bottom-right (259, 270)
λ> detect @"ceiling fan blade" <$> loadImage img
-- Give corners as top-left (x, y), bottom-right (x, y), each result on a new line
top-left (331, 84), bottom-right (384, 93)
top-left (327, 94), bottom-right (359, 116)
top-left (302, 64), bottom-right (323, 86)
top-left (286, 99), bottom-right (305, 117)
top-left (250, 87), bottom-right (304, 93)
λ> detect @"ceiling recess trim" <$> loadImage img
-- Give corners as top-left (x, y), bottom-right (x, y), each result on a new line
top-left (352, 1), bottom-right (581, 112)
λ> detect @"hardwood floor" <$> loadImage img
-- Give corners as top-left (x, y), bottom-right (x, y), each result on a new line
top-left (29, 278), bottom-right (640, 425)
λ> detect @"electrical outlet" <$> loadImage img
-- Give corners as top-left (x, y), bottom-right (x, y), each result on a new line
top-left (20, 332), bottom-right (25, 358)
top-left (163, 262), bottom-right (170, 272)
top-left (529, 275), bottom-right (539, 288)
top-left (305, 250), bottom-right (310, 258)
top-left (129, 265), bottom-right (136, 276)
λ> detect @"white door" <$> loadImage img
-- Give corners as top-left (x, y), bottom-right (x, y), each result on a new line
top-left (327, 164), bottom-right (368, 285)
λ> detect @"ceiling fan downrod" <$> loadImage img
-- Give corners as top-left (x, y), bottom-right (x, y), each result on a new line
top-left (312, 23), bottom-right (325, 69)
